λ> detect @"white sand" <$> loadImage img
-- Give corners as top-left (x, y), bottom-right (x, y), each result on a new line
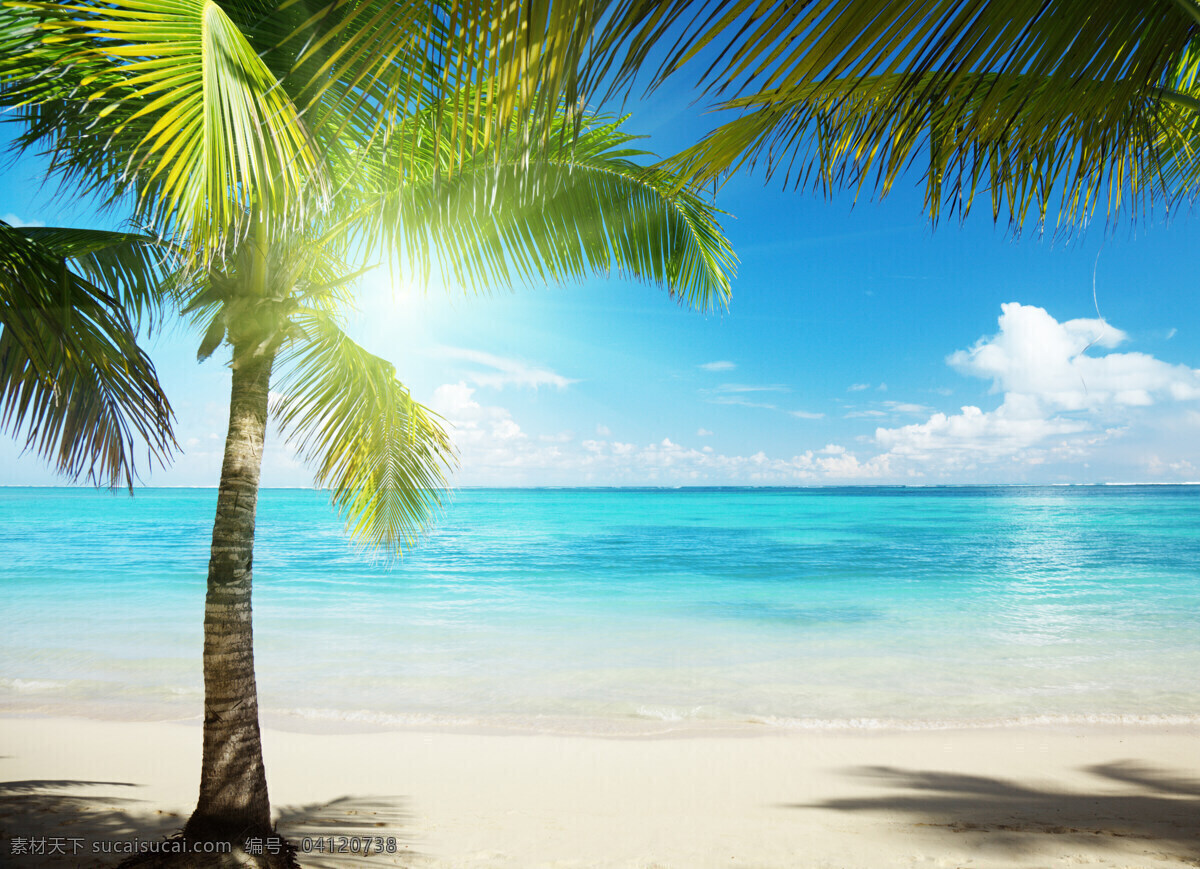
top-left (1, 716), bottom-right (1198, 868)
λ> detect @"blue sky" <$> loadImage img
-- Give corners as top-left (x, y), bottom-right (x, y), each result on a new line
top-left (3, 80), bottom-right (1200, 487)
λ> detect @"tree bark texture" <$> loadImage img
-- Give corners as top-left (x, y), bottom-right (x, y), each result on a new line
top-left (185, 340), bottom-right (275, 842)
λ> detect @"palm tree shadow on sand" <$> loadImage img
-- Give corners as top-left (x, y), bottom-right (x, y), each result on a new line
top-left (0, 780), bottom-right (415, 868)
top-left (786, 760), bottom-right (1200, 864)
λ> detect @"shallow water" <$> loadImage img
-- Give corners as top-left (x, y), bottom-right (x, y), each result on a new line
top-left (3, 486), bottom-right (1198, 733)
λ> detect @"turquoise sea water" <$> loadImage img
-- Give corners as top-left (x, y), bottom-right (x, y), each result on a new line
top-left (2, 486), bottom-right (1199, 734)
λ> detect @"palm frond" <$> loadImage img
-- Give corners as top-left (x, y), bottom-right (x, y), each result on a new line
top-left (1147, 44), bottom-right (1200, 207)
top-left (666, 68), bottom-right (1200, 228)
top-left (598, 0), bottom-right (1200, 228)
top-left (614, 0), bottom-right (1194, 105)
top-left (273, 0), bottom-right (610, 177)
top-left (344, 107), bottom-right (735, 310)
top-left (272, 312), bottom-right (455, 555)
top-left (16, 225), bottom-right (178, 329)
top-left (0, 221), bottom-right (176, 488)
top-left (11, 0), bottom-right (324, 256)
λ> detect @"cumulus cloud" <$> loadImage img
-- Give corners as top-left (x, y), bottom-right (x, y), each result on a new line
top-left (436, 346), bottom-right (576, 390)
top-left (874, 404), bottom-right (1088, 463)
top-left (870, 303), bottom-right (1200, 476)
top-left (948, 303), bottom-right (1200, 409)
top-left (430, 382), bottom-right (528, 446)
top-left (699, 360), bottom-right (736, 371)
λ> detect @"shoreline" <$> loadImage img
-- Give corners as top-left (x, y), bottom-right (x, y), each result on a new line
top-left (5, 704), bottom-right (1200, 739)
top-left (2, 715), bottom-right (1197, 868)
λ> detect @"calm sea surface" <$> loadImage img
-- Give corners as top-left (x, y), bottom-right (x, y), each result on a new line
top-left (2, 486), bottom-right (1198, 733)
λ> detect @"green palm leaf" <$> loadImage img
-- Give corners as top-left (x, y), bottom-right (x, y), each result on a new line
top-left (17, 225), bottom-right (177, 327)
top-left (13, 0), bottom-right (323, 255)
top-left (273, 0), bottom-right (610, 176)
top-left (612, 0), bottom-right (1193, 106)
top-left (666, 69), bottom-right (1200, 227)
top-left (346, 108), bottom-right (736, 309)
top-left (600, 0), bottom-right (1200, 227)
top-left (0, 221), bottom-right (176, 488)
top-left (4, 0), bottom-right (636, 235)
top-left (272, 311), bottom-right (455, 555)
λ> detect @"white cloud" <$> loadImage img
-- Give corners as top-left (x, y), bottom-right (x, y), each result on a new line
top-left (789, 410), bottom-right (825, 420)
top-left (699, 360), bottom-right (736, 371)
top-left (844, 401), bottom-right (931, 419)
top-left (1145, 455), bottom-right (1195, 477)
top-left (432, 381), bottom-right (890, 485)
top-left (713, 383), bottom-right (789, 393)
top-left (948, 303), bottom-right (1200, 410)
top-left (430, 381), bottom-right (481, 418)
top-left (874, 404), bottom-right (1088, 463)
top-left (1, 213), bottom-right (43, 228)
top-left (844, 409), bottom-right (887, 418)
top-left (848, 383), bottom-right (871, 391)
top-left (436, 346), bottom-right (576, 390)
top-left (869, 303), bottom-right (1200, 477)
top-left (596, 424), bottom-right (611, 437)
top-left (697, 428), bottom-right (713, 436)
top-left (704, 394), bottom-right (778, 410)
top-left (881, 401), bottom-right (933, 415)
top-left (702, 383), bottom-right (790, 411)
top-left (430, 382), bottom-right (529, 450)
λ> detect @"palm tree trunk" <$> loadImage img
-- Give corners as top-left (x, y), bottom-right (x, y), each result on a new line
top-left (184, 338), bottom-right (275, 843)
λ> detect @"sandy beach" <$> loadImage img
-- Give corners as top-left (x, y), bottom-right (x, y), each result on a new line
top-left (2, 716), bottom-right (1197, 868)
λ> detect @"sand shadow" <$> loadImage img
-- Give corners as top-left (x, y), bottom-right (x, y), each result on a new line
top-left (785, 759), bottom-right (1200, 863)
top-left (0, 780), bottom-right (415, 868)
top-left (275, 795), bottom-right (418, 867)
top-left (0, 779), bottom-right (178, 867)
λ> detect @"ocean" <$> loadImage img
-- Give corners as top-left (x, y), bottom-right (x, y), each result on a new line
top-left (2, 486), bottom-right (1198, 734)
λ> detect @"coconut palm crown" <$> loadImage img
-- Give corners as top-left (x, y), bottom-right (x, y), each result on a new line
top-left (2, 1), bottom-right (734, 860)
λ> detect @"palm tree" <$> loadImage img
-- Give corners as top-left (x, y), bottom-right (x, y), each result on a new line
top-left (0, 220), bottom-right (176, 489)
top-left (598, 0), bottom-right (1200, 228)
top-left (0, 8), bottom-right (177, 487)
top-left (3, 1), bottom-right (734, 861)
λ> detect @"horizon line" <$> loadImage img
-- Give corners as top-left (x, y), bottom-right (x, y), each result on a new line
top-left (3, 482), bottom-right (1200, 491)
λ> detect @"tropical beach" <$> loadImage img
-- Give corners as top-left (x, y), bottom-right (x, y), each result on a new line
top-left (3, 1), bottom-right (1200, 867)
top-left (3, 487), bottom-right (1200, 865)
top-left (4, 717), bottom-right (1198, 868)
